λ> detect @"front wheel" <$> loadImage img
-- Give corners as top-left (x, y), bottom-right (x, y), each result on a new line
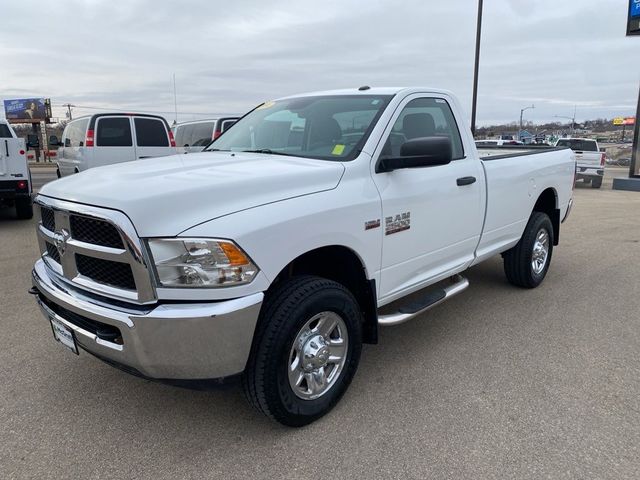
top-left (503, 212), bottom-right (553, 288)
top-left (591, 177), bottom-right (603, 189)
top-left (242, 275), bottom-right (362, 427)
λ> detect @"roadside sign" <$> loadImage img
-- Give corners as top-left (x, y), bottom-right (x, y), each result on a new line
top-left (629, 0), bottom-right (640, 35)
top-left (613, 117), bottom-right (625, 125)
top-left (623, 117), bottom-right (636, 125)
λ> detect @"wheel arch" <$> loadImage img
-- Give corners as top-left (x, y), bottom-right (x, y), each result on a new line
top-left (533, 187), bottom-right (560, 245)
top-left (269, 245), bottom-right (378, 344)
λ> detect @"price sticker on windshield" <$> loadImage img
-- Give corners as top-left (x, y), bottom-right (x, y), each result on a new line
top-left (332, 144), bottom-right (345, 155)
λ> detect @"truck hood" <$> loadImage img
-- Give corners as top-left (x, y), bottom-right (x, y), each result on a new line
top-left (40, 152), bottom-right (345, 236)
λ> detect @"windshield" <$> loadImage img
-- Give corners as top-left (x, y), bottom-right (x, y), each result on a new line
top-left (205, 95), bottom-right (393, 161)
top-left (556, 139), bottom-right (597, 152)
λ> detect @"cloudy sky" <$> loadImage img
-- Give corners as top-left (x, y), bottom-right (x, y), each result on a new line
top-left (0, 0), bottom-right (638, 126)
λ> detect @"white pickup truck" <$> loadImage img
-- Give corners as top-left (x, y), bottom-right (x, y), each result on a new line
top-left (555, 138), bottom-right (605, 188)
top-left (1, 119), bottom-right (33, 219)
top-left (30, 87), bottom-right (575, 426)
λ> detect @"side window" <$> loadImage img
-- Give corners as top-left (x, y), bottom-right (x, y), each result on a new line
top-left (221, 119), bottom-right (236, 132)
top-left (191, 122), bottom-right (215, 147)
top-left (0, 124), bottom-right (12, 138)
top-left (96, 117), bottom-right (133, 147)
top-left (381, 97), bottom-right (464, 160)
top-left (134, 118), bottom-right (169, 147)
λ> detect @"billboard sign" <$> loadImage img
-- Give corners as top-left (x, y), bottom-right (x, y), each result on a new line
top-left (623, 117), bottom-right (636, 126)
top-left (613, 117), bottom-right (625, 125)
top-left (3, 98), bottom-right (52, 123)
top-left (628, 0), bottom-right (640, 35)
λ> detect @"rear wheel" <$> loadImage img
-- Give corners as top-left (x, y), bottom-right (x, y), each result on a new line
top-left (15, 197), bottom-right (33, 220)
top-left (591, 177), bottom-right (603, 189)
top-left (243, 275), bottom-right (362, 427)
top-left (503, 212), bottom-right (553, 288)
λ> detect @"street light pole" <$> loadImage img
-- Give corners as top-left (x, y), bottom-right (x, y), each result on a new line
top-left (470, 0), bottom-right (483, 136)
top-left (554, 112), bottom-right (576, 136)
top-left (519, 105), bottom-right (534, 141)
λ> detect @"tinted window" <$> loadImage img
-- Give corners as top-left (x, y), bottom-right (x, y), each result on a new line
top-left (556, 139), bottom-right (597, 152)
top-left (382, 97), bottom-right (464, 159)
top-left (0, 124), bottom-right (12, 138)
top-left (191, 122), bottom-right (215, 147)
top-left (220, 119), bottom-right (236, 132)
top-left (134, 118), bottom-right (169, 147)
top-left (96, 117), bottom-right (132, 147)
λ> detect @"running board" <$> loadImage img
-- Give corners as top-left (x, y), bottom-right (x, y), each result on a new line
top-left (378, 275), bottom-right (469, 326)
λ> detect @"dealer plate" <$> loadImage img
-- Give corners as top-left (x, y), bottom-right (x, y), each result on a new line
top-left (49, 316), bottom-right (79, 355)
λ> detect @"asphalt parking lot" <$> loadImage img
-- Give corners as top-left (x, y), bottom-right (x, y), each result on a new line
top-left (1, 168), bottom-right (639, 479)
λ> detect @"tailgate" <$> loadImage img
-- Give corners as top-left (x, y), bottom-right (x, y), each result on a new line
top-left (574, 151), bottom-right (602, 168)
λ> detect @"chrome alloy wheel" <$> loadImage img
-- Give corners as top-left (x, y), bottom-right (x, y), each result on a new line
top-left (288, 311), bottom-right (349, 400)
top-left (531, 228), bottom-right (550, 275)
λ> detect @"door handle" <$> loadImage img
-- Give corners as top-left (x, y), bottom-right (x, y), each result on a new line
top-left (4, 140), bottom-right (8, 156)
top-left (456, 176), bottom-right (476, 186)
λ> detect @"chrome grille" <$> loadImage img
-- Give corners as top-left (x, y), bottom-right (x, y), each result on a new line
top-left (45, 242), bottom-right (61, 263)
top-left (41, 206), bottom-right (55, 231)
top-left (76, 254), bottom-right (136, 290)
top-left (70, 215), bottom-right (124, 248)
top-left (35, 197), bottom-right (155, 304)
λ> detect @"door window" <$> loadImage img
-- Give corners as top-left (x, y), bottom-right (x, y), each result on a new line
top-left (190, 122), bottom-right (215, 147)
top-left (381, 97), bottom-right (464, 160)
top-left (221, 119), bottom-right (236, 132)
top-left (134, 118), bottom-right (169, 147)
top-left (0, 124), bottom-right (12, 138)
top-left (96, 117), bottom-right (133, 147)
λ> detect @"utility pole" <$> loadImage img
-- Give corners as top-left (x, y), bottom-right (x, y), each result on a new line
top-left (470, 0), bottom-right (483, 136)
top-left (173, 73), bottom-right (178, 125)
top-left (519, 105), bottom-right (534, 141)
top-left (63, 103), bottom-right (73, 120)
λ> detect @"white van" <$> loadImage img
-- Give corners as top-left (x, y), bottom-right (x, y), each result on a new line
top-left (54, 113), bottom-right (177, 177)
top-left (0, 119), bottom-right (32, 219)
top-left (172, 117), bottom-right (238, 154)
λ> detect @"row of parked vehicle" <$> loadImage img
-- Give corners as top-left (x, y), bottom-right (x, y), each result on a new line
top-left (51, 113), bottom-right (239, 177)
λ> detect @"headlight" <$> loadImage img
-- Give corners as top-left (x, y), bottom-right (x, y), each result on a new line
top-left (148, 238), bottom-right (258, 288)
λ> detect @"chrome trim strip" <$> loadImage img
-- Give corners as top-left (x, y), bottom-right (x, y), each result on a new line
top-left (35, 195), bottom-right (156, 304)
top-left (562, 198), bottom-right (573, 224)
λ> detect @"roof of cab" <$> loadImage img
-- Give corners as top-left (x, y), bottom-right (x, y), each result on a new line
top-left (276, 86), bottom-right (455, 101)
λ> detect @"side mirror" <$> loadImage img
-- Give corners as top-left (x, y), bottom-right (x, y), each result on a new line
top-left (377, 137), bottom-right (452, 173)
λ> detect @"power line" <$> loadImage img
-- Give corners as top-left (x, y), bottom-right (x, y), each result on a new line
top-left (52, 103), bottom-right (238, 117)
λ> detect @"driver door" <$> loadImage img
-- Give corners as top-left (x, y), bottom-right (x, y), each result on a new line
top-left (372, 94), bottom-right (485, 302)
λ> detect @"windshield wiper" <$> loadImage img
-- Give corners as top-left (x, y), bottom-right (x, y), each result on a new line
top-left (241, 149), bottom-right (294, 157)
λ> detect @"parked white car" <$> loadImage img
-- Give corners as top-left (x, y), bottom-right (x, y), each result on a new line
top-left (0, 119), bottom-right (32, 218)
top-left (54, 113), bottom-right (177, 177)
top-left (172, 117), bottom-right (238, 154)
top-left (555, 138), bottom-right (605, 188)
top-left (31, 87), bottom-right (575, 426)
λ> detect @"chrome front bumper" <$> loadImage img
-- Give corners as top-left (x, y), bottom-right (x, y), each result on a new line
top-left (31, 259), bottom-right (263, 380)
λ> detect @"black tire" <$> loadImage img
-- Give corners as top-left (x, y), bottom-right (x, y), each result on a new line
top-left (15, 197), bottom-right (33, 220)
top-left (582, 178), bottom-right (591, 184)
top-left (591, 177), bottom-right (603, 189)
top-left (56, 168), bottom-right (61, 179)
top-left (503, 212), bottom-right (553, 288)
top-left (242, 275), bottom-right (363, 427)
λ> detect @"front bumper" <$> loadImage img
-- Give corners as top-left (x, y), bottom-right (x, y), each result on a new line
top-left (31, 259), bottom-right (263, 380)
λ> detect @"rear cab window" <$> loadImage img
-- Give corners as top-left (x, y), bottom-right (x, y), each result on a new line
top-left (96, 117), bottom-right (133, 147)
top-left (556, 139), bottom-right (597, 152)
top-left (134, 117), bottom-right (169, 147)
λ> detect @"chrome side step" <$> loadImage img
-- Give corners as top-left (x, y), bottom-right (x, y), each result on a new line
top-left (378, 275), bottom-right (469, 326)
